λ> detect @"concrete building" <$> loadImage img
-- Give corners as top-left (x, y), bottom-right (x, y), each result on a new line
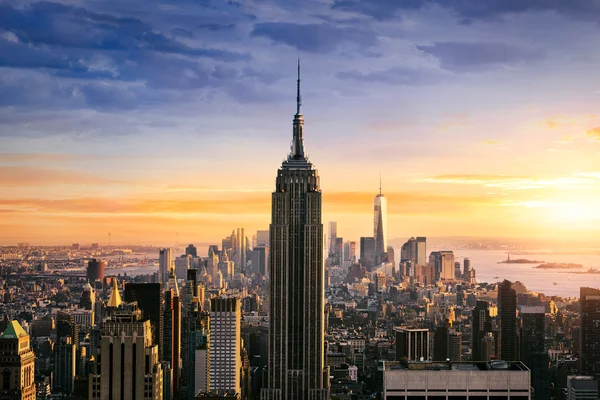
top-left (499, 280), bottom-right (518, 361)
top-left (395, 327), bottom-right (430, 361)
top-left (262, 64), bottom-right (329, 400)
top-left (374, 181), bottom-right (388, 262)
top-left (383, 360), bottom-right (531, 399)
top-left (360, 237), bottom-right (376, 270)
top-left (580, 287), bottom-right (600, 379)
top-left (86, 259), bottom-right (106, 282)
top-left (124, 283), bottom-right (164, 361)
top-left (0, 321), bottom-right (36, 400)
top-left (210, 297), bottom-right (241, 395)
top-left (89, 304), bottom-right (163, 400)
top-left (566, 376), bottom-right (598, 399)
top-left (159, 248), bottom-right (173, 284)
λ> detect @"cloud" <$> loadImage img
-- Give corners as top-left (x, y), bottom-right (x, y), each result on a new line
top-left (587, 127), bottom-right (600, 140)
top-left (0, 166), bottom-right (123, 187)
top-left (417, 42), bottom-right (545, 71)
top-left (0, 2), bottom-right (248, 61)
top-left (419, 174), bottom-right (597, 189)
top-left (0, 153), bottom-right (84, 163)
top-left (251, 22), bottom-right (376, 53)
top-left (337, 66), bottom-right (446, 86)
top-left (330, 0), bottom-right (600, 23)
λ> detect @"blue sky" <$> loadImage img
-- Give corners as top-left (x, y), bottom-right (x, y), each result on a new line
top-left (1, 0), bottom-right (600, 245)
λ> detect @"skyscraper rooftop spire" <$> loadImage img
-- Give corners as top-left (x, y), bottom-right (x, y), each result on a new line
top-left (290, 59), bottom-right (305, 161)
top-left (379, 173), bottom-right (382, 196)
top-left (296, 58), bottom-right (301, 115)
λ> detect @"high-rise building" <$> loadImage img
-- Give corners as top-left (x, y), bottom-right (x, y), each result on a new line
top-left (164, 275), bottom-right (182, 398)
top-left (429, 251), bottom-right (455, 281)
top-left (343, 241), bottom-right (357, 263)
top-left (580, 287), bottom-right (600, 379)
top-left (0, 320), bottom-right (36, 400)
top-left (188, 307), bottom-right (210, 399)
top-left (86, 258), bottom-right (106, 282)
top-left (395, 327), bottom-right (430, 361)
top-left (251, 246), bottom-right (267, 276)
top-left (124, 283), bottom-right (164, 360)
top-left (360, 237), bottom-right (376, 270)
top-left (463, 257), bottom-right (471, 278)
top-left (210, 297), bottom-right (241, 395)
top-left (416, 237), bottom-right (426, 266)
top-left (567, 376), bottom-right (599, 400)
top-left (328, 222), bottom-right (337, 257)
top-left (400, 237), bottom-right (416, 262)
top-left (256, 230), bottom-right (270, 247)
top-left (472, 300), bottom-right (493, 361)
top-left (89, 303), bottom-right (163, 400)
top-left (382, 361), bottom-right (531, 399)
top-left (386, 245), bottom-right (395, 265)
top-left (159, 248), bottom-right (173, 284)
top-left (186, 244), bottom-right (198, 258)
top-left (263, 62), bottom-right (329, 400)
top-left (499, 280), bottom-right (518, 361)
top-left (520, 306), bottom-right (548, 399)
top-left (373, 178), bottom-right (387, 262)
top-left (448, 331), bottom-right (462, 362)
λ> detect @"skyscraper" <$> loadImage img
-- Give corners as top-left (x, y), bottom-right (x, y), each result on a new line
top-left (520, 306), bottom-right (549, 399)
top-left (359, 237), bottom-right (376, 270)
top-left (89, 303), bottom-right (163, 400)
top-left (124, 283), bottom-right (164, 360)
top-left (395, 327), bottom-right (430, 361)
top-left (498, 280), bottom-right (518, 361)
top-left (210, 297), bottom-right (241, 395)
top-left (373, 177), bottom-right (387, 262)
top-left (263, 62), bottom-right (329, 400)
top-left (580, 287), bottom-right (600, 379)
top-left (328, 222), bottom-right (337, 257)
top-left (416, 237), bottom-right (426, 266)
top-left (0, 320), bottom-right (36, 400)
top-left (159, 248), bottom-right (173, 284)
top-left (164, 274), bottom-right (182, 398)
top-left (472, 300), bottom-right (493, 361)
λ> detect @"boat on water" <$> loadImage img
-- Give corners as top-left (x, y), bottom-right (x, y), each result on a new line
top-left (553, 282), bottom-right (558, 285)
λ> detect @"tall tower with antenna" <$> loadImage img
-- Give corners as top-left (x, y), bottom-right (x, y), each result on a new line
top-left (263, 61), bottom-right (329, 400)
top-left (374, 174), bottom-right (388, 263)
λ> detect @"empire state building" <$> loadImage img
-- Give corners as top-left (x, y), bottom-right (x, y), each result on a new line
top-left (262, 62), bottom-right (329, 400)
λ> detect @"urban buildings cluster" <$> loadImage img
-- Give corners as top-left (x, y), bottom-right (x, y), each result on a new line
top-left (0, 67), bottom-right (598, 400)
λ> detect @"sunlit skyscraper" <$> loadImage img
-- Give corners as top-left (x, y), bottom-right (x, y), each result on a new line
top-left (263, 61), bottom-right (329, 400)
top-left (374, 177), bottom-right (387, 262)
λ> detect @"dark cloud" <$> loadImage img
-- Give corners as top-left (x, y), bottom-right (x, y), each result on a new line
top-left (331, 0), bottom-right (600, 22)
top-left (337, 66), bottom-right (446, 85)
top-left (0, 2), bottom-right (249, 61)
top-left (251, 22), bottom-right (376, 53)
top-left (417, 42), bottom-right (546, 71)
top-left (332, 0), bottom-right (423, 20)
top-left (198, 23), bottom-right (236, 31)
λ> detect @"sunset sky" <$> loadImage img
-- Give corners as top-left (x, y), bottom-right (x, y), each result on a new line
top-left (1, 0), bottom-right (599, 246)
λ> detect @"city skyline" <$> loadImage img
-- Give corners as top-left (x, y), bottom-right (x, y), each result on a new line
top-left (1, 1), bottom-right (600, 245)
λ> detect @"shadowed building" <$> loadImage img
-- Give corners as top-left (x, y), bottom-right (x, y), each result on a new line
top-left (262, 62), bottom-right (329, 400)
top-left (0, 320), bottom-right (36, 400)
top-left (499, 280), bottom-right (518, 361)
top-left (580, 287), bottom-right (600, 380)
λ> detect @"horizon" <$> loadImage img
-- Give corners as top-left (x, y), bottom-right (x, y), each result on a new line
top-left (1, 1), bottom-right (600, 245)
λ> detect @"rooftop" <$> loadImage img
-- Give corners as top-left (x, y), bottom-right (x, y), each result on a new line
top-left (0, 320), bottom-right (28, 339)
top-left (385, 360), bottom-right (529, 372)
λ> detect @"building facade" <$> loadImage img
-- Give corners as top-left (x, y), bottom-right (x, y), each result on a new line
top-left (383, 361), bottom-right (531, 399)
top-left (262, 63), bottom-right (329, 400)
top-left (210, 297), bottom-right (241, 395)
top-left (0, 321), bottom-right (36, 400)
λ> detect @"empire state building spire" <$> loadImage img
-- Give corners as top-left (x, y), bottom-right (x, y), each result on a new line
top-left (291, 59), bottom-right (305, 159)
